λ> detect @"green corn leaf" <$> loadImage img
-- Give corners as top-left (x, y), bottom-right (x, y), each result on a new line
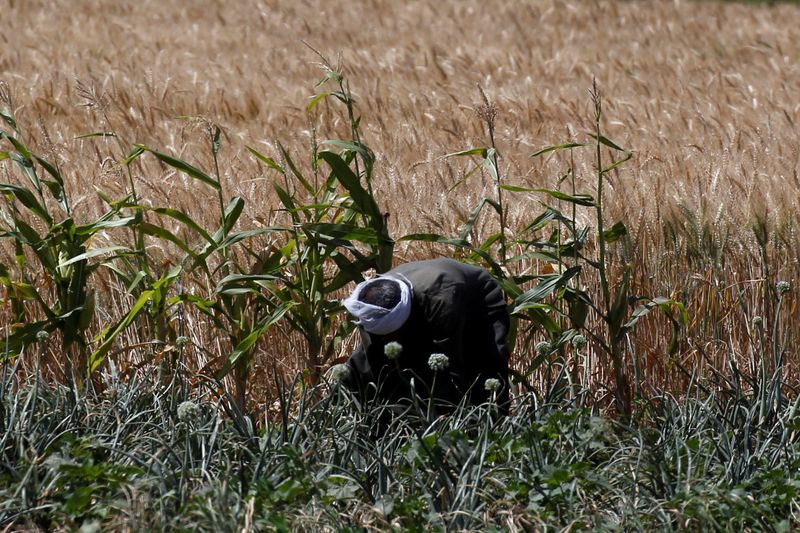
top-left (11, 281), bottom-right (38, 300)
top-left (501, 185), bottom-right (595, 207)
top-left (215, 273), bottom-right (281, 296)
top-left (602, 152), bottom-right (633, 174)
top-left (123, 145), bottom-right (145, 165)
top-left (215, 227), bottom-right (281, 253)
top-left (520, 208), bottom-right (569, 234)
top-left (246, 146), bottom-right (286, 174)
top-left (321, 139), bottom-right (375, 176)
top-left (458, 197), bottom-right (502, 242)
top-left (135, 144), bottom-right (220, 190)
top-left (216, 301), bottom-right (294, 379)
top-left (318, 150), bottom-right (383, 222)
top-left (0, 183), bottom-right (53, 226)
top-left (76, 215), bottom-right (137, 236)
top-left (513, 266), bottom-right (581, 312)
top-left (2, 319), bottom-right (53, 356)
top-left (273, 182), bottom-right (299, 218)
top-left (588, 133), bottom-right (628, 152)
top-left (148, 206), bottom-right (214, 244)
top-left (445, 147), bottom-right (496, 191)
top-left (399, 233), bottom-right (505, 279)
top-left (74, 131), bottom-right (117, 139)
top-left (57, 246), bottom-right (130, 269)
top-left (530, 142), bottom-right (588, 158)
top-left (445, 147), bottom-right (489, 158)
top-left (278, 142), bottom-right (315, 195)
top-left (602, 221), bottom-right (628, 243)
top-left (221, 196), bottom-right (244, 235)
top-left (305, 222), bottom-right (379, 246)
top-left (88, 289), bottom-right (154, 373)
top-left (0, 183), bottom-right (52, 224)
top-left (0, 108), bottom-right (18, 131)
top-left (307, 91), bottom-right (331, 113)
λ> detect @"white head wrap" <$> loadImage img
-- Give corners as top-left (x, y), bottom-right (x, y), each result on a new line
top-left (342, 273), bottom-right (413, 335)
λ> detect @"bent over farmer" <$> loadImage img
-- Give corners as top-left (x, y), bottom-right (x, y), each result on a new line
top-left (341, 258), bottom-right (510, 411)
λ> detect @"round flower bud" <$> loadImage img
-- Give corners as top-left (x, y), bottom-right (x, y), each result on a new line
top-left (177, 401), bottom-right (202, 424)
top-left (776, 281), bottom-right (790, 295)
top-left (484, 378), bottom-right (501, 392)
top-left (327, 363), bottom-right (351, 382)
top-left (752, 316), bottom-right (763, 327)
top-left (428, 353), bottom-right (450, 371)
top-left (571, 334), bottom-right (588, 350)
top-left (535, 341), bottom-right (551, 356)
top-left (384, 341), bottom-right (403, 360)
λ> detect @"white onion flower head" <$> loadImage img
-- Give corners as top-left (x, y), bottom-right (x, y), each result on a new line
top-left (535, 341), bottom-right (551, 356)
top-left (384, 341), bottom-right (403, 360)
top-left (428, 353), bottom-right (449, 371)
top-left (571, 334), bottom-right (588, 350)
top-left (177, 401), bottom-right (202, 424)
top-left (484, 378), bottom-right (501, 392)
top-left (328, 363), bottom-right (351, 382)
top-left (79, 520), bottom-right (102, 533)
top-left (752, 315), bottom-right (763, 327)
top-left (36, 330), bottom-right (50, 343)
top-left (777, 281), bottom-right (790, 295)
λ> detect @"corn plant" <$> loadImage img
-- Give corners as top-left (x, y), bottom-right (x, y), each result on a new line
top-left (241, 58), bottom-right (394, 385)
top-left (403, 82), bottom-right (687, 417)
top-left (0, 106), bottom-right (135, 382)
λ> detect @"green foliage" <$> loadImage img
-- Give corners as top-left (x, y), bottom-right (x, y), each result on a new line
top-left (1, 364), bottom-right (798, 531)
top-left (403, 81), bottom-right (688, 417)
top-left (0, 116), bottom-right (135, 380)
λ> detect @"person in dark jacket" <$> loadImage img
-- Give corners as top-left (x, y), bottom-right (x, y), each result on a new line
top-left (341, 258), bottom-right (510, 412)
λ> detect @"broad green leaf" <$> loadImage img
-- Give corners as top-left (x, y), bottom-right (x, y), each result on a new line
top-left (216, 302), bottom-right (294, 379)
top-left (399, 233), bottom-right (505, 279)
top-left (0, 108), bottom-right (18, 131)
top-left (321, 139), bottom-right (375, 176)
top-left (136, 144), bottom-right (220, 190)
top-left (246, 146), bottom-right (285, 174)
top-left (220, 196), bottom-right (245, 236)
top-left (318, 150), bottom-right (381, 221)
top-left (501, 185), bottom-right (595, 207)
top-left (588, 133), bottom-right (628, 152)
top-left (602, 221), bottom-right (628, 244)
top-left (122, 145), bottom-right (145, 165)
top-left (88, 289), bottom-right (154, 373)
top-left (74, 131), bottom-right (117, 139)
top-left (148, 206), bottom-right (214, 244)
top-left (602, 151), bottom-right (633, 174)
top-left (445, 147), bottom-right (489, 158)
top-left (76, 215), bottom-right (137, 236)
top-left (57, 246), bottom-right (130, 268)
top-left (513, 266), bottom-right (581, 313)
top-left (458, 197), bottom-right (503, 242)
top-left (0, 183), bottom-right (52, 224)
top-left (278, 142), bottom-right (315, 195)
top-left (305, 222), bottom-right (379, 246)
top-left (530, 142), bottom-right (588, 158)
top-left (307, 91), bottom-right (331, 113)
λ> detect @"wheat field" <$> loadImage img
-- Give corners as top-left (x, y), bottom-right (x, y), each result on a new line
top-left (2, 0), bottom-right (799, 404)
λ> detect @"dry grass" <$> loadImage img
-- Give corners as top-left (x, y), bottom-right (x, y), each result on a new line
top-left (1, 0), bottom-right (799, 404)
